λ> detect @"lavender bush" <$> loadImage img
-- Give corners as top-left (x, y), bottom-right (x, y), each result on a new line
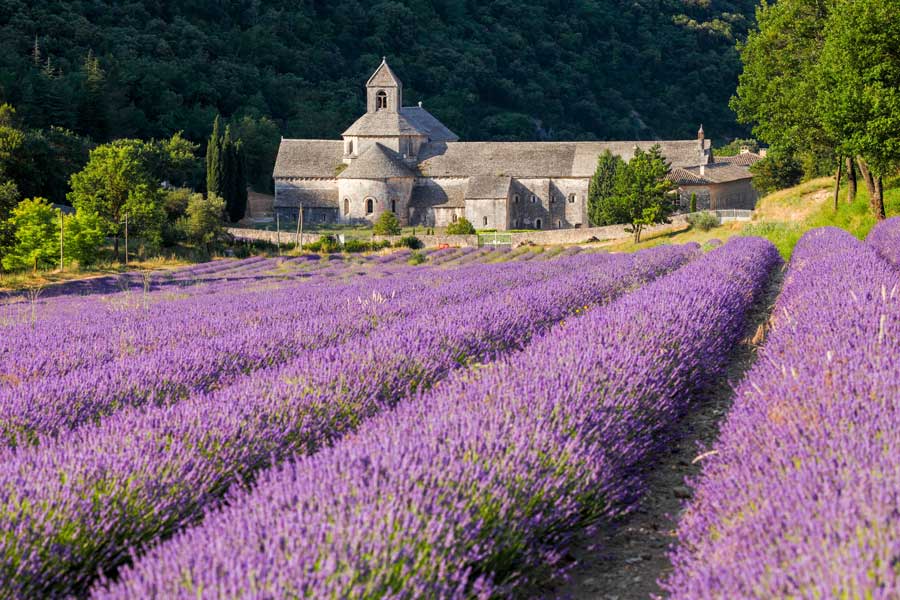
top-left (867, 215), bottom-right (900, 267)
top-left (95, 238), bottom-right (777, 599)
top-left (664, 227), bottom-right (900, 598)
top-left (0, 246), bottom-right (696, 597)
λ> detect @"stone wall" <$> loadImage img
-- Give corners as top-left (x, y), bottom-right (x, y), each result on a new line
top-left (228, 216), bottom-right (688, 250)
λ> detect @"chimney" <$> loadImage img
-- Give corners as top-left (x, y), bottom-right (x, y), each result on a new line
top-left (700, 164), bottom-right (705, 177)
top-left (418, 101), bottom-right (422, 108)
top-left (698, 124), bottom-right (705, 143)
top-left (759, 148), bottom-right (768, 157)
top-left (740, 146), bottom-right (750, 154)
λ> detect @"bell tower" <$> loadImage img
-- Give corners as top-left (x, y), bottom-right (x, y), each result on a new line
top-left (366, 57), bottom-right (402, 114)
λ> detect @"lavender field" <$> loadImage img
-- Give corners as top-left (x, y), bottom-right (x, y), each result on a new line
top-left (3, 230), bottom-right (899, 599)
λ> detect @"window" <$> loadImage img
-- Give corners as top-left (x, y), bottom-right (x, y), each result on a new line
top-left (366, 198), bottom-right (374, 214)
top-left (535, 218), bottom-right (542, 229)
top-left (514, 194), bottom-right (520, 204)
top-left (557, 220), bottom-right (562, 229)
top-left (452, 213), bottom-right (458, 223)
top-left (531, 195), bottom-right (537, 204)
top-left (568, 193), bottom-right (576, 203)
top-left (550, 195), bottom-right (556, 204)
top-left (483, 216), bottom-right (488, 226)
top-left (376, 90), bottom-right (388, 110)
top-left (348, 140), bottom-right (355, 155)
top-left (344, 198), bottom-right (350, 215)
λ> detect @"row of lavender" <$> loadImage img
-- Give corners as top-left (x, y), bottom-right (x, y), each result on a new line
top-left (93, 238), bottom-right (779, 599)
top-left (663, 226), bottom-right (900, 597)
top-left (0, 246), bottom-right (694, 597)
top-left (2, 256), bottom-right (590, 448)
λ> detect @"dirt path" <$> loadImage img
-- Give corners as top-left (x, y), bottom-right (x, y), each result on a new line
top-left (542, 264), bottom-right (785, 600)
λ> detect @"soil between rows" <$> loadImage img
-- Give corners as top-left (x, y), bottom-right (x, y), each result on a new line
top-left (541, 263), bottom-right (785, 600)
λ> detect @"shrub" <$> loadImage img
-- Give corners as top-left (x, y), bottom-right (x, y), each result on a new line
top-left (446, 217), bottom-right (475, 235)
top-left (689, 192), bottom-right (697, 213)
top-left (407, 250), bottom-right (427, 265)
top-left (395, 236), bottom-right (423, 249)
top-left (372, 212), bottom-right (401, 236)
top-left (184, 193), bottom-right (226, 253)
top-left (65, 210), bottom-right (106, 266)
top-left (304, 234), bottom-right (341, 253)
top-left (685, 211), bottom-right (720, 231)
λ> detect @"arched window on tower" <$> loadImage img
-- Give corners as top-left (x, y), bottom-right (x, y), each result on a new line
top-left (366, 198), bottom-right (374, 214)
top-left (344, 198), bottom-right (350, 215)
top-left (376, 90), bottom-right (388, 110)
top-left (483, 216), bottom-right (488, 227)
top-left (391, 199), bottom-right (396, 213)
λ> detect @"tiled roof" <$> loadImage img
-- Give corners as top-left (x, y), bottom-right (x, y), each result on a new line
top-left (667, 163), bottom-right (754, 185)
top-left (367, 59), bottom-right (402, 89)
top-left (338, 143), bottom-right (415, 179)
top-left (341, 107), bottom-right (458, 140)
top-left (409, 180), bottom-right (467, 208)
top-left (273, 140), bottom-right (343, 179)
top-left (399, 107), bottom-right (458, 142)
top-left (418, 140), bottom-right (710, 178)
top-left (716, 152), bottom-right (763, 167)
top-left (272, 185), bottom-right (338, 209)
top-left (466, 175), bottom-right (512, 199)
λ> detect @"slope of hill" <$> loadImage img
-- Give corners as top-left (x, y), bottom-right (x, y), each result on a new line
top-left (0, 0), bottom-right (757, 145)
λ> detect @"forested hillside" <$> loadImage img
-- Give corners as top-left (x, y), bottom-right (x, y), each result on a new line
top-left (0, 0), bottom-right (756, 149)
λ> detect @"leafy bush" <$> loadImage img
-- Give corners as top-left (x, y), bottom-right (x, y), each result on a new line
top-left (446, 217), bottom-right (476, 235)
top-left (394, 236), bottom-right (423, 249)
top-left (303, 234), bottom-right (341, 253)
top-left (1, 198), bottom-right (59, 272)
top-left (372, 212), bottom-right (401, 236)
top-left (184, 193), bottom-right (226, 253)
top-left (407, 250), bottom-right (427, 265)
top-left (342, 239), bottom-right (391, 253)
top-left (65, 210), bottom-right (106, 266)
top-left (686, 211), bottom-right (720, 231)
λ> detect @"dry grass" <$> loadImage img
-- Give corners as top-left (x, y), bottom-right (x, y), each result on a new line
top-left (0, 256), bottom-right (196, 293)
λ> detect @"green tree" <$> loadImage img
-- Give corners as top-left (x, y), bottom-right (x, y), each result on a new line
top-left (749, 147), bottom-right (804, 196)
top-left (689, 192), bottom-right (697, 213)
top-left (588, 150), bottom-right (627, 226)
top-left (206, 115), bottom-right (225, 198)
top-left (1, 198), bottom-right (59, 272)
top-left (225, 135), bottom-right (247, 223)
top-left (184, 192), bottom-right (225, 253)
top-left (373, 211), bottom-right (402, 236)
top-left (446, 217), bottom-right (476, 235)
top-left (68, 139), bottom-right (165, 259)
top-left (64, 209), bottom-right (105, 267)
top-left (818, 0), bottom-right (900, 220)
top-left (231, 114), bottom-right (280, 193)
top-left (616, 145), bottom-right (675, 244)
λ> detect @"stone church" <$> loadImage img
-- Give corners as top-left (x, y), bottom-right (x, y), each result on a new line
top-left (273, 59), bottom-right (759, 230)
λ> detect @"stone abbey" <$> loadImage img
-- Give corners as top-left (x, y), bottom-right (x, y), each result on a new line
top-left (273, 59), bottom-right (760, 230)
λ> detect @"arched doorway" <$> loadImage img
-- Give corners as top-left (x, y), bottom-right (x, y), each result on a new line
top-left (535, 218), bottom-right (542, 229)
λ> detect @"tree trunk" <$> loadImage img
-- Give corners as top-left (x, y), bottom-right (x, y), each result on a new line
top-left (857, 158), bottom-right (877, 208)
top-left (874, 176), bottom-right (886, 220)
top-left (833, 158), bottom-right (843, 211)
top-left (113, 235), bottom-right (120, 261)
top-left (634, 224), bottom-right (642, 245)
top-left (845, 156), bottom-right (857, 204)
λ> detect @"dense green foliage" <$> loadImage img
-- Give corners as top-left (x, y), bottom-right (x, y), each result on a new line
top-left (1, 198), bottom-right (59, 272)
top-left (732, 0), bottom-right (900, 215)
top-left (183, 192), bottom-right (226, 253)
top-left (372, 211), bottom-right (402, 236)
top-left (587, 145), bottom-right (674, 242)
top-left (207, 118), bottom-right (248, 223)
top-left (63, 209), bottom-right (106, 266)
top-left (0, 1), bottom-right (757, 151)
top-left (588, 150), bottom-right (626, 226)
top-left (446, 217), bottom-right (475, 235)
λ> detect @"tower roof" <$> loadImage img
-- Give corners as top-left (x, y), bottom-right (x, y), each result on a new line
top-left (341, 106), bottom-right (458, 141)
top-left (367, 58), bottom-right (402, 88)
top-left (338, 143), bottom-right (415, 179)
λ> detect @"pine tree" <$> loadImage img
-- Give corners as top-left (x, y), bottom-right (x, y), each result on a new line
top-left (79, 50), bottom-right (108, 140)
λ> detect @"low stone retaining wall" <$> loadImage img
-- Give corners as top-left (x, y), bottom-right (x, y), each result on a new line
top-left (228, 217), bottom-right (690, 250)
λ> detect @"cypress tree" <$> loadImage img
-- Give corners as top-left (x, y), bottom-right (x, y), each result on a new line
top-left (231, 141), bottom-right (247, 222)
top-left (205, 115), bottom-right (224, 198)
